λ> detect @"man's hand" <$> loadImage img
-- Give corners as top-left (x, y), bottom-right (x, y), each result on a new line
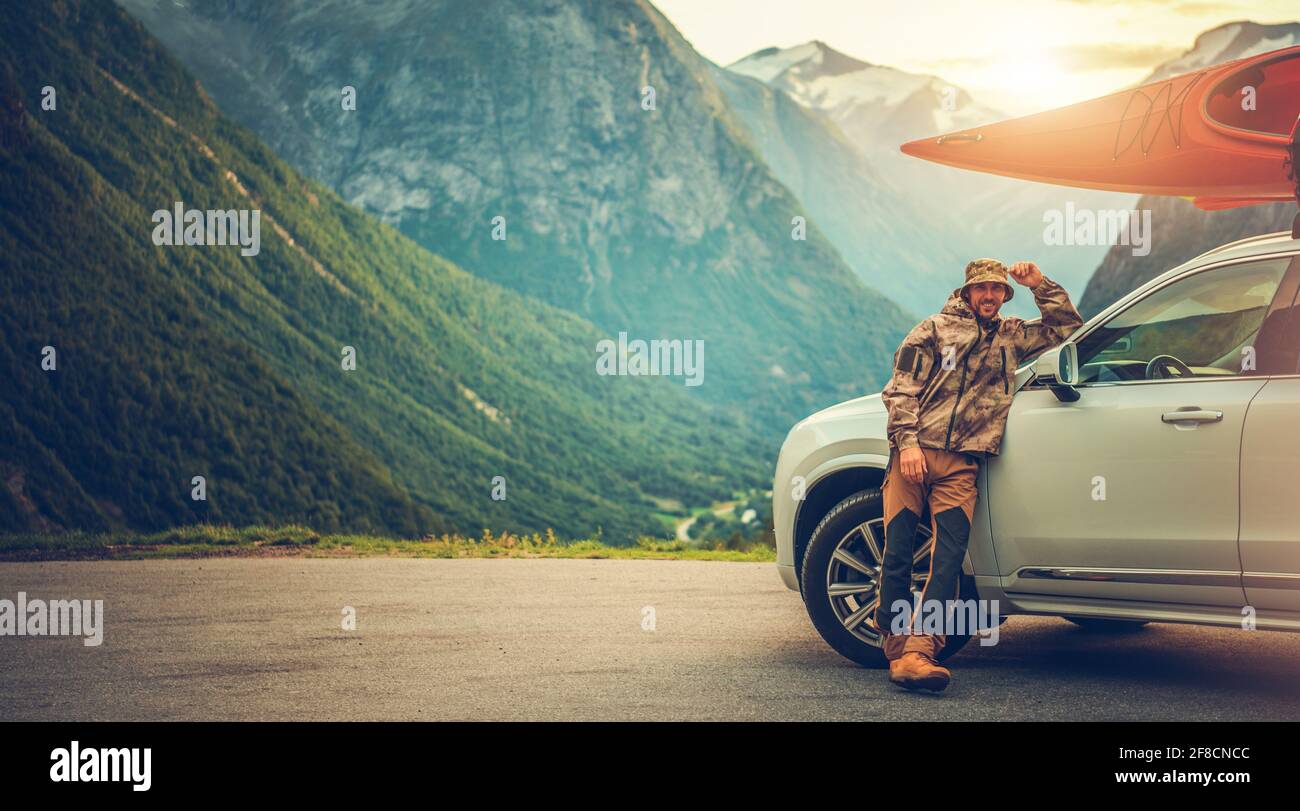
top-left (899, 446), bottom-right (927, 484)
top-left (1008, 261), bottom-right (1043, 288)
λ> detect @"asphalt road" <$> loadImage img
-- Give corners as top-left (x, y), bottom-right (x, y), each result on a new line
top-left (3, 558), bottom-right (1300, 721)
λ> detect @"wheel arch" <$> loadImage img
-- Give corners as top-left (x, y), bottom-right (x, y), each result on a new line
top-left (794, 464), bottom-right (885, 594)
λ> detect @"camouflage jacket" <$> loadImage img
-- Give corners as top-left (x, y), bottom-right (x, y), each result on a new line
top-left (881, 276), bottom-right (1084, 457)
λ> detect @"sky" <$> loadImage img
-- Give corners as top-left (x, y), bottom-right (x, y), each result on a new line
top-left (654, 0), bottom-right (1299, 115)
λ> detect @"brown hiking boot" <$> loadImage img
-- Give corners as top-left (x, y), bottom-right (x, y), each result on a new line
top-left (888, 651), bottom-right (951, 692)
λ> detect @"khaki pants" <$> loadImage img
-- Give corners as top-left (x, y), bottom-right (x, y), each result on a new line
top-left (876, 446), bottom-right (979, 661)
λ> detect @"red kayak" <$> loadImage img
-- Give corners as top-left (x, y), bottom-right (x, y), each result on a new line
top-left (900, 46), bottom-right (1300, 211)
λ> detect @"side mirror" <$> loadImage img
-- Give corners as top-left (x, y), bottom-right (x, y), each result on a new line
top-left (1033, 344), bottom-right (1080, 402)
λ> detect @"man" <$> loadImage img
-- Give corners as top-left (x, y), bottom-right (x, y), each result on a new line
top-left (877, 258), bottom-right (1083, 692)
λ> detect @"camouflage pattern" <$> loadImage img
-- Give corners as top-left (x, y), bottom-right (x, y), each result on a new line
top-left (881, 272), bottom-right (1084, 457)
top-left (877, 446), bottom-right (980, 656)
top-left (960, 257), bottom-right (1015, 302)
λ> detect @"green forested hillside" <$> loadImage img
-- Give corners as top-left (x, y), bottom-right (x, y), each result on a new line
top-left (116, 0), bottom-right (915, 435)
top-left (0, 0), bottom-right (766, 541)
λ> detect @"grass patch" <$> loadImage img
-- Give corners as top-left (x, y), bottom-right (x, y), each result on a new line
top-left (0, 524), bottom-right (776, 562)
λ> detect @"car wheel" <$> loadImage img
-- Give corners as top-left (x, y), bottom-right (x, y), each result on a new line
top-left (1064, 616), bottom-right (1149, 633)
top-left (799, 488), bottom-right (981, 669)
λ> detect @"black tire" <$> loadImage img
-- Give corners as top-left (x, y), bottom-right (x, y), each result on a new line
top-left (1064, 616), bottom-right (1149, 633)
top-left (799, 489), bottom-right (981, 669)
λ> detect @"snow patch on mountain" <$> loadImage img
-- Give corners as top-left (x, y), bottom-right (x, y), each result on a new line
top-left (729, 40), bottom-right (1002, 142)
top-left (1142, 20), bottom-right (1300, 83)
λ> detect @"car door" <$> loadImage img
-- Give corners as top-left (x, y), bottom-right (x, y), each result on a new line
top-left (987, 254), bottom-right (1299, 607)
top-left (1240, 265), bottom-right (1300, 612)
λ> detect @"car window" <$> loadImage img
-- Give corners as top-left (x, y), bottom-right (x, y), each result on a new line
top-left (1073, 257), bottom-right (1295, 384)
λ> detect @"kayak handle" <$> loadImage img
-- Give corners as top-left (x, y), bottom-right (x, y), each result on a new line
top-left (936, 133), bottom-right (983, 145)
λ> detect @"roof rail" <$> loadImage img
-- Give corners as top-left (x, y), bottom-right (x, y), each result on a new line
top-left (1190, 230), bottom-right (1294, 262)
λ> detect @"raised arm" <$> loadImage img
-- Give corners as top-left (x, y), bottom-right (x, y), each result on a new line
top-left (1006, 262), bottom-right (1085, 358)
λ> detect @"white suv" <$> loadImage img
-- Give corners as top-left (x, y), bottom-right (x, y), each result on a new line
top-left (774, 230), bottom-right (1300, 667)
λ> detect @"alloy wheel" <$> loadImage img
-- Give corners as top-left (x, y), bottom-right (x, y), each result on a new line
top-left (823, 516), bottom-right (934, 645)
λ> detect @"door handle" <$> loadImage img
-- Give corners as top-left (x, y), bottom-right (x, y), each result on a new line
top-left (1161, 408), bottom-right (1223, 424)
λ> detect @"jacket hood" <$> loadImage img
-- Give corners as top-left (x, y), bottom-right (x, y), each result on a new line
top-left (941, 287), bottom-right (968, 316)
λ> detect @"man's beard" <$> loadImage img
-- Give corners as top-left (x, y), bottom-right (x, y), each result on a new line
top-left (965, 295), bottom-right (998, 322)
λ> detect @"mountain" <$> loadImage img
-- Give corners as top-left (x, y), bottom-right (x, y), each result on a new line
top-left (0, 0), bottom-right (766, 540)
top-left (1141, 20), bottom-right (1300, 83)
top-left (709, 64), bottom-right (965, 317)
top-left (729, 40), bottom-right (1132, 309)
top-left (729, 40), bottom-right (1002, 155)
top-left (116, 0), bottom-right (917, 433)
top-left (1079, 21), bottom-right (1300, 317)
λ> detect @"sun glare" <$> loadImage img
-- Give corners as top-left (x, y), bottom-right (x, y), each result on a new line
top-left (981, 51), bottom-right (1069, 113)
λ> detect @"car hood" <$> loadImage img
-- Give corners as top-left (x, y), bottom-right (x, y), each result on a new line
top-left (797, 392), bottom-right (887, 428)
